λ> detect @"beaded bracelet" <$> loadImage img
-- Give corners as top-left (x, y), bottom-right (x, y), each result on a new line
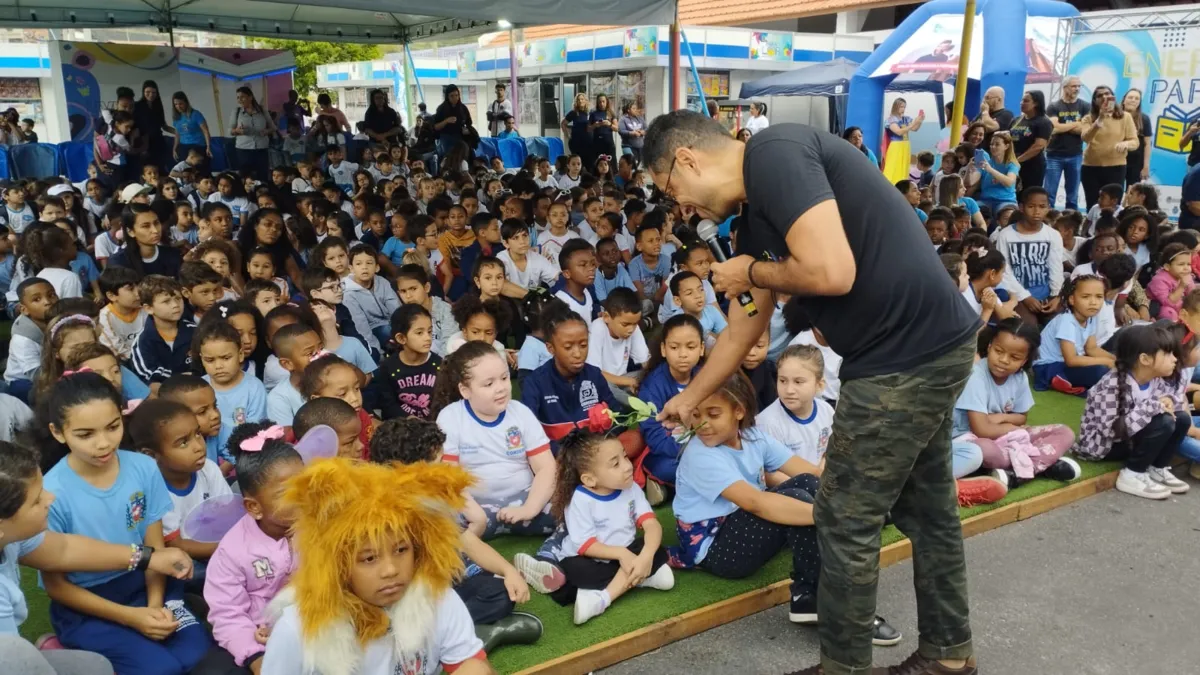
top-left (126, 544), bottom-right (140, 572)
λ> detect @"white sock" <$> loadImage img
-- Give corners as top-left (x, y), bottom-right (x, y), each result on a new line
top-left (573, 588), bottom-right (611, 625)
top-left (599, 588), bottom-right (612, 608)
top-left (638, 564), bottom-right (675, 591)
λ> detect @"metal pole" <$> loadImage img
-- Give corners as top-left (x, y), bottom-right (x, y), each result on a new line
top-left (949, 0), bottom-right (977, 147)
top-left (405, 42), bottom-right (425, 105)
top-left (669, 7), bottom-right (680, 111)
top-left (509, 29), bottom-right (520, 130)
top-left (681, 30), bottom-right (705, 114)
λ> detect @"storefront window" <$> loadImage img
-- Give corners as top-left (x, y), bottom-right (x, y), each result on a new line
top-left (517, 78), bottom-right (540, 130)
top-left (617, 70), bottom-right (646, 114)
top-left (686, 71), bottom-right (730, 113)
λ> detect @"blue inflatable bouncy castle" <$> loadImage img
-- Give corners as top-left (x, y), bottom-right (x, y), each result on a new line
top-left (847, 0), bottom-right (1078, 157)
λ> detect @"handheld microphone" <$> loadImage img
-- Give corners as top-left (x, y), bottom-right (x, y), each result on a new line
top-left (696, 219), bottom-right (758, 317)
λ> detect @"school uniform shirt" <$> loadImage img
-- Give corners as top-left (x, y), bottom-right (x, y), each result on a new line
top-left (593, 264), bottom-right (635, 302)
top-left (43, 451), bottom-right (172, 588)
top-left (266, 377), bottom-right (306, 427)
top-left (659, 279), bottom-right (719, 323)
top-left (205, 374), bottom-right (268, 457)
top-left (333, 336), bottom-right (378, 376)
top-left (1033, 312), bottom-right (1099, 367)
top-left (534, 175), bottom-right (559, 190)
top-left (262, 355), bottom-right (288, 392)
top-left (162, 459), bottom-right (232, 541)
top-left (204, 513), bottom-right (297, 668)
top-left (516, 336), bottom-right (551, 375)
top-left (206, 193), bottom-right (255, 229)
top-left (757, 398), bottom-right (835, 465)
top-left (1, 204), bottom-right (35, 234)
top-left (497, 249), bottom-right (559, 290)
top-left (993, 225), bottom-right (1064, 303)
top-left (562, 485), bottom-right (655, 556)
top-left (444, 333), bottom-right (506, 358)
top-left (326, 161), bottom-right (360, 194)
top-left (438, 400), bottom-right (551, 504)
top-left (378, 352), bottom-right (441, 419)
top-left (695, 306), bottom-right (728, 347)
top-left (961, 287), bottom-right (983, 315)
top-left (262, 588), bottom-right (484, 675)
top-left (789, 331), bottom-right (843, 402)
top-left (1096, 299), bottom-right (1117, 347)
top-left (93, 232), bottom-right (123, 263)
top-left (380, 237), bottom-right (413, 267)
top-left (170, 225), bottom-right (199, 246)
top-left (35, 267), bottom-right (83, 299)
top-left (557, 173), bottom-right (582, 190)
top-left (70, 251), bottom-right (100, 288)
top-left (952, 357), bottom-right (1035, 438)
top-left (554, 287), bottom-right (596, 323)
top-left (131, 319), bottom-right (195, 384)
top-left (537, 230), bottom-right (580, 267)
top-left (586, 317), bottom-right (649, 377)
top-left (671, 429), bottom-right (793, 566)
top-left (5, 315), bottom-right (42, 382)
top-left (108, 244), bottom-right (183, 278)
top-left (1, 531), bottom-right (43, 633)
top-left (627, 253), bottom-right (672, 296)
top-left (367, 167), bottom-right (400, 183)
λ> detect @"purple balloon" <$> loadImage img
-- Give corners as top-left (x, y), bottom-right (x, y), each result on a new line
top-left (295, 424), bottom-right (338, 463)
top-left (181, 493), bottom-right (247, 543)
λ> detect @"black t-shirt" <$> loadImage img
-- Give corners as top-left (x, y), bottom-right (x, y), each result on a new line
top-left (1127, 112), bottom-right (1153, 166)
top-left (108, 244), bottom-right (182, 278)
top-left (379, 352), bottom-right (442, 419)
top-left (738, 124), bottom-right (979, 380)
top-left (1010, 114), bottom-right (1053, 165)
top-left (1045, 99), bottom-right (1090, 156)
top-left (974, 107), bottom-right (1013, 147)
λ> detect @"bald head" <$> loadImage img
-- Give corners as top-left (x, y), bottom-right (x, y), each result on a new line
top-left (984, 87), bottom-right (1005, 110)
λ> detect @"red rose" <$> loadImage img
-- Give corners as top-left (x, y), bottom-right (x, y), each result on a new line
top-left (585, 403), bottom-right (614, 433)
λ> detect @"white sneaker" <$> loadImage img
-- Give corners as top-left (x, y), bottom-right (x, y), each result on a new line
top-left (637, 564), bottom-right (675, 591)
top-left (573, 589), bottom-right (609, 625)
top-left (1147, 466), bottom-right (1190, 494)
top-left (989, 468), bottom-right (1009, 488)
top-left (1115, 469), bottom-right (1170, 500)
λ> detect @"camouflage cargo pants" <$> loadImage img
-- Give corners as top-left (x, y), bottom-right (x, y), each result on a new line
top-left (815, 338), bottom-right (975, 674)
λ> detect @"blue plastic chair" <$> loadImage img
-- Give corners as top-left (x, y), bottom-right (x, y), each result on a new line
top-left (9, 143), bottom-right (59, 180)
top-left (58, 142), bottom-right (94, 182)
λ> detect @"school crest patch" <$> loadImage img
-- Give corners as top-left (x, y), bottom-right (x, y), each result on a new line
top-left (126, 491), bottom-right (147, 530)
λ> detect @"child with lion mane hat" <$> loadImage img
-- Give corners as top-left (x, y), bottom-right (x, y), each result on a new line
top-left (260, 458), bottom-right (496, 675)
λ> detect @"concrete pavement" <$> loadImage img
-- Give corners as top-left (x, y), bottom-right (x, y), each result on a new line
top-left (602, 486), bottom-right (1200, 675)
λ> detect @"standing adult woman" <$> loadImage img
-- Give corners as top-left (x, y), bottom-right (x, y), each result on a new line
top-left (976, 132), bottom-right (1020, 214)
top-left (589, 93), bottom-right (619, 165)
top-left (1080, 85), bottom-right (1138, 209)
top-left (433, 85), bottom-right (473, 164)
top-left (619, 102), bottom-right (647, 163)
top-left (842, 126), bottom-right (879, 167)
top-left (230, 86), bottom-right (276, 183)
top-left (133, 80), bottom-right (171, 171)
top-left (562, 93), bottom-right (594, 168)
top-left (883, 98), bottom-right (925, 184)
top-left (1122, 88), bottom-right (1154, 188)
top-left (362, 89), bottom-right (406, 147)
top-left (1010, 91), bottom-right (1052, 192)
top-left (0, 109), bottom-right (27, 146)
top-left (170, 92), bottom-right (211, 172)
top-left (744, 102), bottom-right (770, 135)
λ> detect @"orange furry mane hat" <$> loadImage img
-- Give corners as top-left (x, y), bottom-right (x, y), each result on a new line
top-left (281, 457), bottom-right (472, 646)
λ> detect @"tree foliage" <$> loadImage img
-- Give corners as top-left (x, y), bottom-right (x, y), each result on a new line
top-left (258, 40), bottom-right (385, 98)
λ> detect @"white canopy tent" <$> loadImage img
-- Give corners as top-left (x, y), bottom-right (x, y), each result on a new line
top-left (0, 0), bottom-right (675, 43)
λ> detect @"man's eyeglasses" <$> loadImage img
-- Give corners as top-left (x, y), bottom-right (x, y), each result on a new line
top-left (658, 154), bottom-right (679, 209)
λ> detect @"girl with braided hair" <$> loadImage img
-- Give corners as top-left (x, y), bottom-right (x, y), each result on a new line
top-left (1074, 323), bottom-right (1190, 499)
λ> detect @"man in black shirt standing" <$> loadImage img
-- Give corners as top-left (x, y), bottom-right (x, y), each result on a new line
top-left (644, 111), bottom-right (980, 675)
top-left (1045, 76), bottom-right (1089, 211)
top-left (974, 86), bottom-right (1014, 148)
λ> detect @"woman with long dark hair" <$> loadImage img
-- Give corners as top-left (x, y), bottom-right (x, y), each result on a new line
top-left (433, 85), bottom-right (473, 166)
top-left (230, 86), bottom-right (276, 183)
top-left (170, 91), bottom-right (211, 170)
top-left (1122, 88), bottom-right (1154, 187)
top-left (362, 88), bottom-right (405, 146)
top-left (1011, 90), bottom-right (1052, 191)
top-left (589, 93), bottom-right (618, 162)
top-left (133, 80), bottom-right (171, 171)
top-left (1081, 85), bottom-right (1138, 208)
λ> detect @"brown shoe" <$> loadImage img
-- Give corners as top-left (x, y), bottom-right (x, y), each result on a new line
top-left (888, 652), bottom-right (978, 675)
top-left (786, 665), bottom-right (893, 675)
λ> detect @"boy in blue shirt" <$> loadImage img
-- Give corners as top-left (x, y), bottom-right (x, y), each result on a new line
top-left (497, 115), bottom-right (521, 139)
top-left (593, 237), bottom-right (635, 302)
top-left (671, 271), bottom-right (726, 348)
top-left (131, 275), bottom-right (195, 392)
top-left (324, 144), bottom-right (359, 196)
top-left (627, 223), bottom-right (671, 314)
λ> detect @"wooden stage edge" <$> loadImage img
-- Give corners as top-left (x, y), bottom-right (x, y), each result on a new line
top-left (514, 470), bottom-right (1120, 675)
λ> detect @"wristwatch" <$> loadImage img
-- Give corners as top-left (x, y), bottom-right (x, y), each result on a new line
top-left (135, 545), bottom-right (155, 572)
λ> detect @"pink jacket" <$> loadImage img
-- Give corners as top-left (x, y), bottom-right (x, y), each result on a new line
top-left (203, 514), bottom-right (296, 667)
top-left (1146, 268), bottom-right (1195, 321)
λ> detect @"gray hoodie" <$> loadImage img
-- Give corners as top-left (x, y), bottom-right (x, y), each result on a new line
top-left (428, 296), bottom-right (458, 357)
top-left (342, 275), bottom-right (402, 350)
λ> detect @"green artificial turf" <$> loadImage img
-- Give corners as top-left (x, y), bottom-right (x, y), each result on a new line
top-left (17, 391), bottom-right (1119, 674)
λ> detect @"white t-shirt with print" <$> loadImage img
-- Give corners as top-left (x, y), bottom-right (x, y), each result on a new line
top-left (561, 485), bottom-right (655, 556)
top-left (586, 317), bottom-right (649, 376)
top-left (756, 398), bottom-right (835, 466)
top-left (538, 230), bottom-right (579, 267)
top-left (438, 400), bottom-right (551, 504)
top-left (162, 459), bottom-right (232, 539)
top-left (261, 589), bottom-right (483, 675)
top-left (327, 160), bottom-right (360, 190)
